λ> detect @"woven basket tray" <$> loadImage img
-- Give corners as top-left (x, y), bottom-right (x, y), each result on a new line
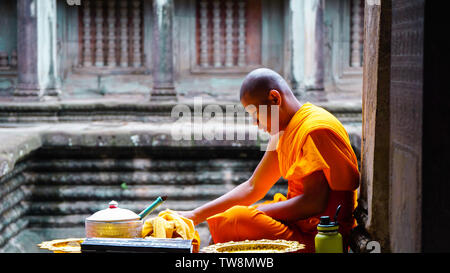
top-left (200, 239), bottom-right (305, 253)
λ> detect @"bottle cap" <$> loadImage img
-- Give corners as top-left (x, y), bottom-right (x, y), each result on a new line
top-left (317, 216), bottom-right (339, 232)
top-left (319, 216), bottom-right (331, 226)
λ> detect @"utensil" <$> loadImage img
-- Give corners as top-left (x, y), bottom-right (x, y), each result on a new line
top-left (333, 204), bottom-right (342, 225)
top-left (138, 195), bottom-right (167, 220)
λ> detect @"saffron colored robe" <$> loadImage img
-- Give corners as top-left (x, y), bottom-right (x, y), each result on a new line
top-left (206, 103), bottom-right (360, 252)
top-left (142, 209), bottom-right (201, 253)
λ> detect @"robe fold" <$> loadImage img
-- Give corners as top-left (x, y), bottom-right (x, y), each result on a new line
top-left (142, 209), bottom-right (201, 253)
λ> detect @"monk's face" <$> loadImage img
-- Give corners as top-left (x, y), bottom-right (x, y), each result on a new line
top-left (241, 91), bottom-right (281, 135)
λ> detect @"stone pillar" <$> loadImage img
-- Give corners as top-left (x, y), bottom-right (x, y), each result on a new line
top-left (359, 0), bottom-right (392, 252)
top-left (14, 0), bottom-right (41, 100)
top-left (14, 0), bottom-right (60, 100)
top-left (389, 0), bottom-right (424, 253)
top-left (44, 0), bottom-right (61, 97)
top-left (303, 0), bottom-right (324, 91)
top-left (150, 0), bottom-right (177, 101)
top-left (288, 0), bottom-right (305, 95)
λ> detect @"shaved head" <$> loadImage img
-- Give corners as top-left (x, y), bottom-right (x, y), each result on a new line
top-left (239, 68), bottom-right (302, 135)
top-left (240, 68), bottom-right (293, 104)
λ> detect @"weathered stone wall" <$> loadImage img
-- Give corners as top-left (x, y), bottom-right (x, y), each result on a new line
top-left (0, 131), bottom-right (41, 250)
top-left (0, 160), bottom-right (30, 248)
top-left (23, 146), bottom-right (268, 250)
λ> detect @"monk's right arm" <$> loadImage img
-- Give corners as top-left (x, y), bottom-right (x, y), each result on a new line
top-left (181, 150), bottom-right (281, 225)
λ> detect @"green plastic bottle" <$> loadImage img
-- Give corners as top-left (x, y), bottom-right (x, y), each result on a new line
top-left (315, 205), bottom-right (343, 253)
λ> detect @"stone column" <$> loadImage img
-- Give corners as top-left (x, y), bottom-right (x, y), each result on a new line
top-left (14, 0), bottom-right (41, 100)
top-left (303, 0), bottom-right (324, 91)
top-left (14, 0), bottom-right (60, 100)
top-left (150, 0), bottom-right (177, 101)
top-left (44, 0), bottom-right (61, 97)
top-left (289, 0), bottom-right (305, 95)
top-left (359, 0), bottom-right (392, 252)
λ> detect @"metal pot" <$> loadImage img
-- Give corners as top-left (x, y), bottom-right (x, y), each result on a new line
top-left (85, 201), bottom-right (143, 238)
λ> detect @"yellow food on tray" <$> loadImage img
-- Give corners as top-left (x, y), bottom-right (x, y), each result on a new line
top-left (38, 238), bottom-right (85, 253)
top-left (142, 209), bottom-right (200, 253)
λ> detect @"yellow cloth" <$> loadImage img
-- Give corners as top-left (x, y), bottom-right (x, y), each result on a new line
top-left (142, 209), bottom-right (200, 253)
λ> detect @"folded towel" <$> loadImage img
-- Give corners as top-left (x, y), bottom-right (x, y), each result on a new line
top-left (142, 209), bottom-right (200, 253)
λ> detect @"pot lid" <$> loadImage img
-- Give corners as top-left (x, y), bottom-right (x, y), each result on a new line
top-left (86, 201), bottom-right (140, 222)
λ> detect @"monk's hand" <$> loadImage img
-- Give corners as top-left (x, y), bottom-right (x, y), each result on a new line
top-left (176, 210), bottom-right (202, 226)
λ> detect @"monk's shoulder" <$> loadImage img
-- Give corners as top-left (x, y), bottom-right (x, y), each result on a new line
top-left (304, 104), bottom-right (342, 126)
top-left (301, 104), bottom-right (348, 138)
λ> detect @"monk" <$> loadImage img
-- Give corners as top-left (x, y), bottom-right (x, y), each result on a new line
top-left (178, 68), bottom-right (360, 252)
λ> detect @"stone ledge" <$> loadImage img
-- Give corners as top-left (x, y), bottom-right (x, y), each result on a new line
top-left (0, 120), bottom-right (362, 180)
top-left (0, 99), bottom-right (362, 123)
top-left (25, 171), bottom-right (256, 185)
top-left (27, 158), bottom-right (260, 172)
top-left (28, 184), bottom-right (288, 203)
top-left (0, 131), bottom-right (42, 178)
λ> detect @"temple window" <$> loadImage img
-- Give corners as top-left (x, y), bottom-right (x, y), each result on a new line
top-left (78, 0), bottom-right (144, 72)
top-left (193, 0), bottom-right (262, 72)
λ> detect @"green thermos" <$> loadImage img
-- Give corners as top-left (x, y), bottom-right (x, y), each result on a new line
top-left (315, 205), bottom-right (343, 253)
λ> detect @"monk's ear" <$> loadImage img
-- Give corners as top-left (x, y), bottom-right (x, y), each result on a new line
top-left (268, 90), bottom-right (282, 106)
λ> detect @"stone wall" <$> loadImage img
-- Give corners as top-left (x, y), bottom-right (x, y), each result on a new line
top-left (22, 145), bottom-right (267, 251)
top-left (0, 160), bottom-right (30, 248)
top-left (0, 131), bottom-right (41, 249)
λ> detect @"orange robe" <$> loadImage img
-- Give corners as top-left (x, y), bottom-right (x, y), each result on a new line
top-left (206, 103), bottom-right (360, 252)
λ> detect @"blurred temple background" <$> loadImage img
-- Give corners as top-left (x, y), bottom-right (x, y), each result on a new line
top-left (0, 0), bottom-right (366, 252)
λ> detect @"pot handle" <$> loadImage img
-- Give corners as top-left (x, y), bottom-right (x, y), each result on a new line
top-left (138, 196), bottom-right (168, 220)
